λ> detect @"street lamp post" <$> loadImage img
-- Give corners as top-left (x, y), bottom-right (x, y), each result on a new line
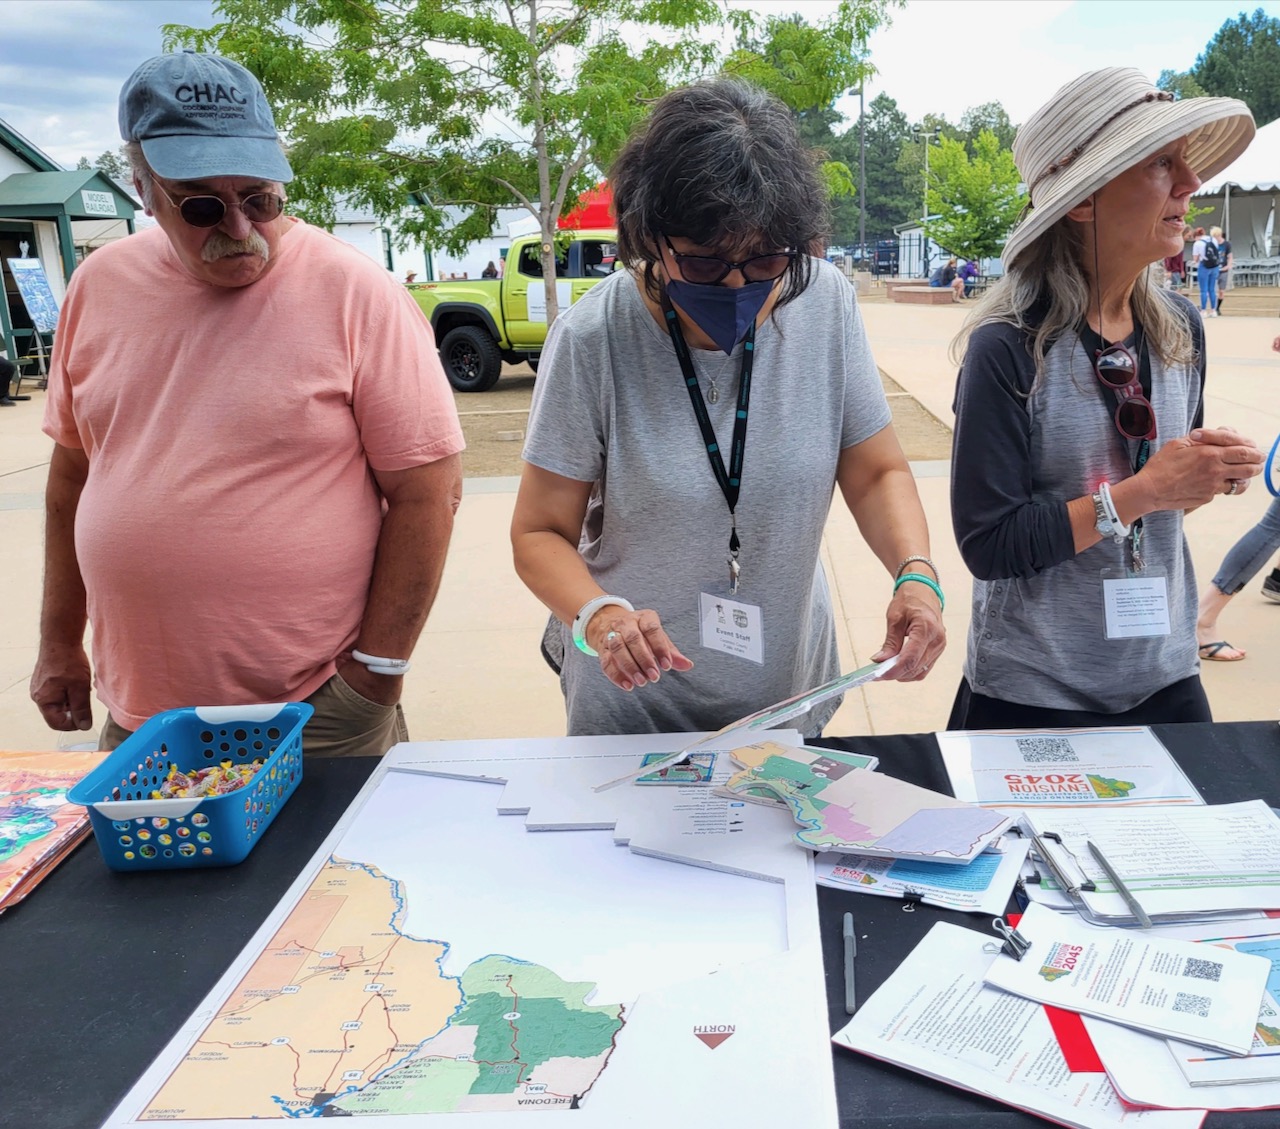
top-left (912, 124), bottom-right (941, 276)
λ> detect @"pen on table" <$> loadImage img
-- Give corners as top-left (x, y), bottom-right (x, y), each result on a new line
top-left (1086, 838), bottom-right (1153, 930)
top-left (843, 911), bottom-right (857, 1015)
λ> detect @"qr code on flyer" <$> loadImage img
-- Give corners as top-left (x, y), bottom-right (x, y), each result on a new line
top-left (1173, 992), bottom-right (1212, 1017)
top-left (1183, 957), bottom-right (1224, 983)
top-left (1015, 737), bottom-right (1079, 764)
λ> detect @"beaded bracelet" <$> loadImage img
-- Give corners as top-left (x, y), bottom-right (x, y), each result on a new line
top-left (894, 554), bottom-right (940, 582)
top-left (894, 572), bottom-right (945, 612)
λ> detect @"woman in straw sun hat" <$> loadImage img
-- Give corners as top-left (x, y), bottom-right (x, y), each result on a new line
top-left (947, 67), bottom-right (1263, 729)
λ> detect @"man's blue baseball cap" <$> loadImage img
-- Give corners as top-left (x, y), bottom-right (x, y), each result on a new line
top-left (119, 50), bottom-right (294, 183)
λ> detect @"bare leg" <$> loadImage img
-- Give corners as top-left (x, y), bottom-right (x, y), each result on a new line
top-left (1196, 583), bottom-right (1246, 659)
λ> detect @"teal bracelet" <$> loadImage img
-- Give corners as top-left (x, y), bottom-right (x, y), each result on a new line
top-left (894, 571), bottom-right (945, 612)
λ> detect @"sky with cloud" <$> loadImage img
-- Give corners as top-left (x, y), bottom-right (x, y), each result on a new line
top-left (1, 0), bottom-right (1276, 170)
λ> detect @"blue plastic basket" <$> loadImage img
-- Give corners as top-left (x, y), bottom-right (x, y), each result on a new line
top-left (68, 703), bottom-right (312, 871)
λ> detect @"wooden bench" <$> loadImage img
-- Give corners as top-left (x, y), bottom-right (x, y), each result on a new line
top-left (890, 285), bottom-right (956, 306)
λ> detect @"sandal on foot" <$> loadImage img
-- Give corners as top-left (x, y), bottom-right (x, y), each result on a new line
top-left (1199, 640), bottom-right (1246, 662)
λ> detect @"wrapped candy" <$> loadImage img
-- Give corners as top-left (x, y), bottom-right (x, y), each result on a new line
top-left (149, 758), bottom-right (264, 800)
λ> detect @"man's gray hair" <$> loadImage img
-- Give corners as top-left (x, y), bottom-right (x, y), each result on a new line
top-left (124, 140), bottom-right (155, 209)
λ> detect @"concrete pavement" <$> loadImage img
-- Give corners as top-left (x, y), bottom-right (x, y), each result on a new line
top-left (2, 300), bottom-right (1277, 751)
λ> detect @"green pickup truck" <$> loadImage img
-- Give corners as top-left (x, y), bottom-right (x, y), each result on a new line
top-left (412, 228), bottom-right (617, 392)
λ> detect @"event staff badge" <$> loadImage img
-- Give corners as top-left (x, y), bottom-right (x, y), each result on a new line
top-left (699, 591), bottom-right (763, 664)
top-left (1099, 566), bottom-right (1171, 639)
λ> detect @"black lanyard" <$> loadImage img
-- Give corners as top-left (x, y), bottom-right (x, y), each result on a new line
top-left (662, 296), bottom-right (756, 593)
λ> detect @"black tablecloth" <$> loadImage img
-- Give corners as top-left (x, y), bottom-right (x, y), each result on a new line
top-left (3, 721), bottom-right (1277, 1129)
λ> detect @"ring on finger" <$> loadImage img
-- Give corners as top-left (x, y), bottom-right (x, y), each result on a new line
top-left (605, 630), bottom-right (620, 643)
top-left (1226, 479), bottom-right (1240, 495)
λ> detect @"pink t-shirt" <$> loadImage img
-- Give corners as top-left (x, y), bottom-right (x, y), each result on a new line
top-left (44, 220), bottom-right (463, 729)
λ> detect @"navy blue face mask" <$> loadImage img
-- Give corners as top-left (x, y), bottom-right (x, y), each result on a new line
top-left (664, 277), bottom-right (775, 355)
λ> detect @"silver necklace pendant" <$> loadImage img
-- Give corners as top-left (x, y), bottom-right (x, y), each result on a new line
top-left (706, 380), bottom-right (720, 404)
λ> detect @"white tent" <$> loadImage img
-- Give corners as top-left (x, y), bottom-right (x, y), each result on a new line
top-left (1193, 117), bottom-right (1280, 257)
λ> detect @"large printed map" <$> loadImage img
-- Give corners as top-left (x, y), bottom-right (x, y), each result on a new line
top-left (143, 858), bottom-right (624, 1119)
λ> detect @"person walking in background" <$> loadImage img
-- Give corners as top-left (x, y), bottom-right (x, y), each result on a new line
top-left (31, 52), bottom-right (464, 754)
top-left (511, 78), bottom-right (945, 738)
top-left (481, 260), bottom-right (499, 279)
top-left (948, 68), bottom-right (1260, 729)
top-left (1162, 245), bottom-right (1185, 290)
top-left (1195, 332), bottom-right (1280, 660)
top-left (1212, 225), bottom-right (1232, 314)
top-left (1193, 224), bottom-right (1221, 315)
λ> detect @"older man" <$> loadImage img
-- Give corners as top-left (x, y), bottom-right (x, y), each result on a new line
top-left (30, 51), bottom-right (464, 755)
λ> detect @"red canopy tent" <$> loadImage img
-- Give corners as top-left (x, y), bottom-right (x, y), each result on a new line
top-left (559, 182), bottom-right (614, 229)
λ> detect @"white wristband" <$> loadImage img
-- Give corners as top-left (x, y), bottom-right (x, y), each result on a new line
top-left (1097, 482), bottom-right (1130, 540)
top-left (572, 595), bottom-right (635, 657)
top-left (352, 649), bottom-right (411, 676)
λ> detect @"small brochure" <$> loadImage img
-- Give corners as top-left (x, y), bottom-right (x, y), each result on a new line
top-left (717, 749), bottom-right (1011, 863)
top-left (815, 834), bottom-right (1029, 915)
top-left (983, 903), bottom-right (1270, 1057)
top-left (937, 726), bottom-right (1203, 809)
top-left (722, 741), bottom-right (878, 808)
top-left (832, 921), bottom-right (1205, 1129)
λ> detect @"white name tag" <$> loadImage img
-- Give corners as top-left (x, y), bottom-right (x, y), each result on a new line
top-left (1101, 567), bottom-right (1171, 639)
top-left (698, 591), bottom-right (764, 664)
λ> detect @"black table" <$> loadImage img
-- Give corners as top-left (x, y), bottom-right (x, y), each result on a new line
top-left (4, 722), bottom-right (1278, 1129)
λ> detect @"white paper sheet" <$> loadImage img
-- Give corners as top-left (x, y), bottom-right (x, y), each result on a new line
top-left (832, 921), bottom-right (1203, 1129)
top-left (983, 903), bottom-right (1270, 1056)
top-left (937, 726), bottom-right (1202, 809)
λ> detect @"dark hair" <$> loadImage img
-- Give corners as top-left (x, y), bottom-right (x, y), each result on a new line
top-left (610, 77), bottom-right (828, 309)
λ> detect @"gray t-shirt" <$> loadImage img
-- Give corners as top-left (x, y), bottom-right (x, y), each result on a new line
top-left (523, 260), bottom-right (892, 736)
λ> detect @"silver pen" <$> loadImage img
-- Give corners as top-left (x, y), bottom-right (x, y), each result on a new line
top-left (843, 912), bottom-right (857, 1015)
top-left (1087, 838), bottom-right (1153, 929)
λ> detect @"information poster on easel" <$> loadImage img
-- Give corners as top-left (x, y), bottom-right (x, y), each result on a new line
top-left (6, 258), bottom-right (60, 334)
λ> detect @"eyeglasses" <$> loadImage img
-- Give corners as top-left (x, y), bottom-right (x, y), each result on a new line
top-left (661, 234), bottom-right (796, 285)
top-left (1094, 344), bottom-right (1156, 441)
top-left (149, 174), bottom-right (285, 229)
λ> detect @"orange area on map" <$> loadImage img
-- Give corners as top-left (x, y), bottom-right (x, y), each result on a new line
top-left (142, 859), bottom-right (462, 1120)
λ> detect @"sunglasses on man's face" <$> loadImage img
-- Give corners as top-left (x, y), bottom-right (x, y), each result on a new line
top-left (661, 234), bottom-right (796, 285)
top-left (150, 174), bottom-right (285, 229)
top-left (1094, 344), bottom-right (1156, 441)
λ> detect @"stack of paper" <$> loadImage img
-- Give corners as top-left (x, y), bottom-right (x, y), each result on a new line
top-left (983, 904), bottom-right (1270, 1057)
top-left (814, 834), bottom-right (1030, 915)
top-left (1, 750), bottom-right (104, 913)
top-left (832, 920), bottom-right (1205, 1129)
top-left (716, 744), bottom-right (1011, 863)
top-left (1021, 802), bottom-right (1280, 925)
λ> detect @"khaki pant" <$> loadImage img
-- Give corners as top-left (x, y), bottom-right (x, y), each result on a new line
top-left (100, 672), bottom-right (409, 758)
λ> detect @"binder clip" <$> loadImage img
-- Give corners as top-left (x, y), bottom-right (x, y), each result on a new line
top-left (983, 916), bottom-right (1031, 961)
top-left (901, 889), bottom-right (924, 913)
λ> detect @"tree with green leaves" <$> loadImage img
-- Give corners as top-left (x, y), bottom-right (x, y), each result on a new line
top-left (843, 93), bottom-right (914, 240)
top-left (958, 102), bottom-right (1015, 153)
top-left (166, 0), bottom-right (893, 323)
top-left (923, 130), bottom-right (1026, 263)
top-left (75, 148), bottom-right (129, 179)
top-left (1156, 69), bottom-right (1208, 101)
top-left (167, 0), bottom-right (728, 322)
top-left (1191, 8), bottom-right (1280, 127)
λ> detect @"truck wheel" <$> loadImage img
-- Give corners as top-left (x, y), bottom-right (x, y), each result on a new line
top-left (439, 325), bottom-right (503, 392)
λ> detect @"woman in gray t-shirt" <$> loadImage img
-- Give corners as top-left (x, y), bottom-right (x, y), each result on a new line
top-left (511, 78), bottom-right (946, 737)
top-left (949, 67), bottom-right (1261, 729)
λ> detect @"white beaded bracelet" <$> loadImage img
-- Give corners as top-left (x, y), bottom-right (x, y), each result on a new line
top-left (572, 595), bottom-right (635, 657)
top-left (352, 649), bottom-right (412, 676)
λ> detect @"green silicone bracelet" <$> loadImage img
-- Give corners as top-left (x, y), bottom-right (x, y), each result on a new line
top-left (894, 572), bottom-right (945, 612)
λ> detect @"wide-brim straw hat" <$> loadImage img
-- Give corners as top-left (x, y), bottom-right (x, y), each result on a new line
top-left (1002, 68), bottom-right (1254, 267)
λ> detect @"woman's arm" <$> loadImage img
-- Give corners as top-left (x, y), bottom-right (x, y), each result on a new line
top-left (836, 427), bottom-right (946, 681)
top-left (511, 463), bottom-right (692, 691)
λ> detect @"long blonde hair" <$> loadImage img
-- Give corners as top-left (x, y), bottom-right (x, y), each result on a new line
top-left (950, 217), bottom-right (1196, 377)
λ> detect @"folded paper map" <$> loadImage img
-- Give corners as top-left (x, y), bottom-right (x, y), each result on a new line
top-left (716, 745), bottom-right (1011, 864)
top-left (1, 749), bottom-right (105, 912)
